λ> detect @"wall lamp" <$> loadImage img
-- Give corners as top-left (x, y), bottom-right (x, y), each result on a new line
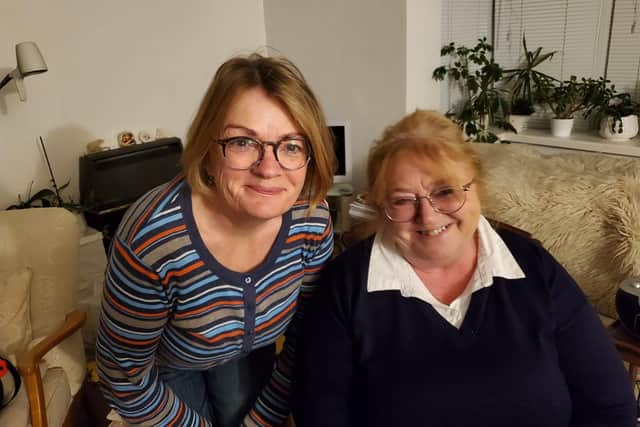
top-left (0, 41), bottom-right (48, 101)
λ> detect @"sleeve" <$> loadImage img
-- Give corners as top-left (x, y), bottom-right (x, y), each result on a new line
top-left (544, 248), bottom-right (636, 427)
top-left (243, 212), bottom-right (335, 427)
top-left (291, 253), bottom-right (356, 427)
top-left (96, 235), bottom-right (211, 427)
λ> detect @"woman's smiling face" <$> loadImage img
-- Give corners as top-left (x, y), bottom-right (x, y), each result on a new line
top-left (382, 150), bottom-right (481, 269)
top-left (206, 86), bottom-right (308, 222)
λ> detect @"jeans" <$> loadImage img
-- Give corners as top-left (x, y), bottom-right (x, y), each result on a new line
top-left (158, 344), bottom-right (276, 427)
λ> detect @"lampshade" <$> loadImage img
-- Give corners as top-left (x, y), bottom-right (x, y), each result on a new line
top-left (0, 41), bottom-right (48, 101)
top-left (16, 41), bottom-right (47, 76)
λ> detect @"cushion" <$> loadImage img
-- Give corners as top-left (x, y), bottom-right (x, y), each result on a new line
top-left (41, 367), bottom-right (72, 427)
top-left (29, 331), bottom-right (86, 396)
top-left (0, 385), bottom-right (29, 427)
top-left (0, 367), bottom-right (72, 427)
top-left (0, 268), bottom-right (33, 356)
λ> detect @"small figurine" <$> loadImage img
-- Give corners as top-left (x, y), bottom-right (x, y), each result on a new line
top-left (86, 138), bottom-right (109, 153)
top-left (117, 131), bottom-right (136, 147)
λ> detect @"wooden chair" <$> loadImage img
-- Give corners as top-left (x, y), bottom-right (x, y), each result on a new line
top-left (0, 208), bottom-right (87, 427)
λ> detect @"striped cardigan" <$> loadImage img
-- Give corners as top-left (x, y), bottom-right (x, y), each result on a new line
top-left (96, 176), bottom-right (333, 426)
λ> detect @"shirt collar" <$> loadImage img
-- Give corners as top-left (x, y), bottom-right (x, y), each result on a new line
top-left (367, 215), bottom-right (526, 298)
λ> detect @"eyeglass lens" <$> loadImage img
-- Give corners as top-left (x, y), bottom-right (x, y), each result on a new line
top-left (219, 136), bottom-right (309, 170)
top-left (385, 186), bottom-right (468, 222)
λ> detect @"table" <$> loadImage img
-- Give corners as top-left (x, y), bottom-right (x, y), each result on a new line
top-left (608, 320), bottom-right (640, 382)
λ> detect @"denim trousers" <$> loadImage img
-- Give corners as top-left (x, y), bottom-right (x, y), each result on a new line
top-left (158, 344), bottom-right (276, 427)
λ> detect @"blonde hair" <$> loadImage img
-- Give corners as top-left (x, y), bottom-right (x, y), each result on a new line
top-left (181, 53), bottom-right (335, 208)
top-left (367, 109), bottom-right (485, 207)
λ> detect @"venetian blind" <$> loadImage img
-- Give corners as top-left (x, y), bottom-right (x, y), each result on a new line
top-left (440, 0), bottom-right (493, 113)
top-left (607, 0), bottom-right (640, 99)
top-left (493, 0), bottom-right (612, 130)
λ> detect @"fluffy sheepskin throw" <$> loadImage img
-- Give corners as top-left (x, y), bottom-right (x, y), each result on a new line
top-left (474, 143), bottom-right (640, 318)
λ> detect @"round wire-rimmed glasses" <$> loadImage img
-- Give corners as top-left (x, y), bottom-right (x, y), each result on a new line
top-left (384, 181), bottom-right (474, 222)
top-left (216, 136), bottom-right (311, 171)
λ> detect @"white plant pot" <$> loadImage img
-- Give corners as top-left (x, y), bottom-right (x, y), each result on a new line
top-left (550, 118), bottom-right (574, 138)
top-left (598, 114), bottom-right (639, 141)
top-left (508, 114), bottom-right (530, 134)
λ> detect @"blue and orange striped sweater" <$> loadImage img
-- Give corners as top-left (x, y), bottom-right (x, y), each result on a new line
top-left (96, 176), bottom-right (333, 426)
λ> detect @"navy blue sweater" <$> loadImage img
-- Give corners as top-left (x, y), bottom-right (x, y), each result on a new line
top-left (293, 230), bottom-right (635, 427)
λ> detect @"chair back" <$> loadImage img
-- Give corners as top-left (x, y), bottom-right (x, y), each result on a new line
top-left (0, 208), bottom-right (80, 338)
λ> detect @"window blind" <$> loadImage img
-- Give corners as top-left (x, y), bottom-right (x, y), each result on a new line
top-left (494, 0), bottom-right (610, 80)
top-left (440, 0), bottom-right (493, 112)
top-left (493, 0), bottom-right (611, 130)
top-left (439, 1), bottom-right (637, 132)
top-left (607, 0), bottom-right (640, 99)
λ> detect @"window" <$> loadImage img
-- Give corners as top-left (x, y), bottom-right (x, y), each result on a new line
top-left (607, 0), bottom-right (640, 99)
top-left (494, 0), bottom-right (610, 130)
top-left (494, 1), bottom-right (610, 82)
top-left (440, 0), bottom-right (493, 112)
top-left (440, 0), bottom-right (640, 129)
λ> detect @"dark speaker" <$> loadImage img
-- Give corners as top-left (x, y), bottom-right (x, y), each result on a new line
top-left (615, 278), bottom-right (640, 340)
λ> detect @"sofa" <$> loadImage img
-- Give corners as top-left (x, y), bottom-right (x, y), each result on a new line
top-left (0, 208), bottom-right (87, 427)
top-left (474, 142), bottom-right (640, 320)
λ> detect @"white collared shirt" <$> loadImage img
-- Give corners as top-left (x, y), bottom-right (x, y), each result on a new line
top-left (367, 216), bottom-right (525, 328)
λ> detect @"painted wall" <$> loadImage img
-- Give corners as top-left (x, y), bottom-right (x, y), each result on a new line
top-left (406, 0), bottom-right (442, 112)
top-left (0, 0), bottom-right (266, 208)
top-left (263, 0), bottom-right (407, 192)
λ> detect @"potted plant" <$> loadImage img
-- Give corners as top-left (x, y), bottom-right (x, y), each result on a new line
top-left (502, 35), bottom-right (557, 133)
top-left (433, 37), bottom-right (514, 142)
top-left (583, 80), bottom-right (639, 141)
top-left (5, 136), bottom-right (86, 231)
top-left (538, 76), bottom-right (594, 137)
top-left (597, 93), bottom-right (638, 140)
top-left (5, 181), bottom-right (83, 211)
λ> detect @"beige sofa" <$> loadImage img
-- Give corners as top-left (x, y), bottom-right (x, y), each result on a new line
top-left (0, 208), bottom-right (87, 427)
top-left (474, 143), bottom-right (640, 320)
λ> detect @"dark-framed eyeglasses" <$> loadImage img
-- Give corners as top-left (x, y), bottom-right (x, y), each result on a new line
top-left (216, 136), bottom-right (311, 171)
top-left (384, 181), bottom-right (474, 222)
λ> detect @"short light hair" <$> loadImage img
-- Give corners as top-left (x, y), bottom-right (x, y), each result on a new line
top-left (367, 109), bottom-right (485, 207)
top-left (181, 53), bottom-right (336, 208)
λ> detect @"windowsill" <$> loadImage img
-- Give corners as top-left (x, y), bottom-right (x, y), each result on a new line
top-left (496, 129), bottom-right (640, 158)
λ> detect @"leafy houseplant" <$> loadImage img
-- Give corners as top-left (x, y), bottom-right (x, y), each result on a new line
top-left (5, 137), bottom-right (83, 212)
top-left (538, 76), bottom-right (596, 119)
top-left (502, 35), bottom-right (557, 116)
top-left (583, 79), bottom-right (638, 137)
top-left (6, 180), bottom-right (83, 212)
top-left (536, 76), bottom-right (597, 137)
top-left (510, 98), bottom-right (535, 115)
top-left (433, 37), bottom-right (514, 142)
top-left (595, 94), bottom-right (638, 141)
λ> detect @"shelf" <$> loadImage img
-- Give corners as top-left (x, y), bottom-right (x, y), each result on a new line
top-left (496, 129), bottom-right (640, 158)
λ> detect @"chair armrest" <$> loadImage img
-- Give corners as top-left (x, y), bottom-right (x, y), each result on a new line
top-left (16, 309), bottom-right (87, 427)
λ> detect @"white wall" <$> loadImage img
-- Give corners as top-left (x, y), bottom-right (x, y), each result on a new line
top-left (406, 0), bottom-right (442, 112)
top-left (263, 0), bottom-right (406, 192)
top-left (0, 0), bottom-right (266, 208)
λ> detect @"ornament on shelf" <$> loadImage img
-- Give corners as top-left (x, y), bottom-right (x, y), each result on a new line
top-left (117, 131), bottom-right (136, 147)
top-left (137, 129), bottom-right (154, 143)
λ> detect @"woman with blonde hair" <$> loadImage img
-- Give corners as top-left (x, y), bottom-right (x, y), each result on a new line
top-left (97, 53), bottom-right (336, 427)
top-left (293, 110), bottom-right (634, 426)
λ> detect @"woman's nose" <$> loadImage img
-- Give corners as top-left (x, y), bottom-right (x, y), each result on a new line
top-left (415, 197), bottom-right (440, 223)
top-left (251, 146), bottom-right (281, 177)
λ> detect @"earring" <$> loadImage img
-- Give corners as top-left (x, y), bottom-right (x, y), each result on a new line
top-left (205, 173), bottom-right (214, 186)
